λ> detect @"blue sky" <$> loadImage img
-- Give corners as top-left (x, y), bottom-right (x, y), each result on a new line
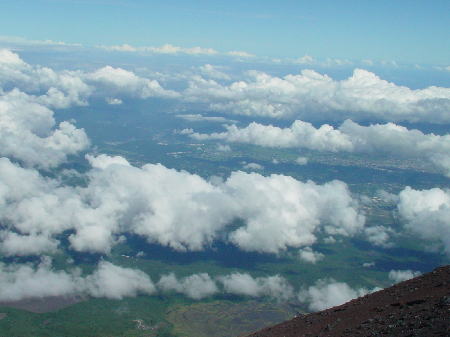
top-left (0, 0), bottom-right (448, 65)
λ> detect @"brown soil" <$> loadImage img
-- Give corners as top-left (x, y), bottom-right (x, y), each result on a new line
top-left (244, 265), bottom-right (450, 337)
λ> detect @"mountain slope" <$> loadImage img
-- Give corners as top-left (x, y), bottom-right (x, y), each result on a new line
top-left (244, 265), bottom-right (450, 337)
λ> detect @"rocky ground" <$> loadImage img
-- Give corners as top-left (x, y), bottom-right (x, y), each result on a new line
top-left (244, 265), bottom-right (450, 337)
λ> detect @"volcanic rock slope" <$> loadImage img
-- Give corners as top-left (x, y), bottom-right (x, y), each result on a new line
top-left (244, 265), bottom-right (450, 337)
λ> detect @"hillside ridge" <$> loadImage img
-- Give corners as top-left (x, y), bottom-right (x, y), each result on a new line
top-left (243, 265), bottom-right (450, 337)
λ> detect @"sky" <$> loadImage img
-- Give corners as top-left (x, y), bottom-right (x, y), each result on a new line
top-left (0, 0), bottom-right (449, 65)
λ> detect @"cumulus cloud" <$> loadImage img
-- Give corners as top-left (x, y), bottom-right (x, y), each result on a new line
top-left (0, 258), bottom-right (81, 302)
top-left (0, 155), bottom-right (364, 255)
top-left (158, 272), bottom-right (294, 301)
top-left (186, 119), bottom-right (450, 176)
top-left (83, 261), bottom-right (156, 299)
top-left (295, 156), bottom-right (308, 165)
top-left (294, 55), bottom-right (315, 65)
top-left (397, 187), bottom-right (450, 254)
top-left (157, 273), bottom-right (218, 300)
top-left (183, 68), bottom-right (450, 122)
top-left (364, 226), bottom-right (394, 247)
top-left (1, 258), bottom-right (298, 303)
top-left (0, 232), bottom-right (59, 256)
top-left (298, 247), bottom-right (324, 264)
top-left (199, 64), bottom-right (231, 80)
top-left (218, 273), bottom-right (294, 301)
top-left (0, 49), bottom-right (178, 108)
top-left (298, 279), bottom-right (374, 311)
top-left (0, 90), bottom-right (89, 168)
top-left (0, 258), bottom-right (155, 302)
top-left (0, 49), bottom-right (91, 109)
top-left (388, 269), bottom-right (421, 283)
top-left (242, 162), bottom-right (264, 171)
top-left (184, 121), bottom-right (353, 151)
top-left (226, 174), bottom-right (364, 253)
top-left (105, 97), bottom-right (122, 105)
top-left (86, 66), bottom-right (179, 99)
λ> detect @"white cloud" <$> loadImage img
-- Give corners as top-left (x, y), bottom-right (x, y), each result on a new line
top-left (323, 58), bottom-right (353, 67)
top-left (294, 55), bottom-right (315, 64)
top-left (157, 273), bottom-right (218, 300)
top-left (0, 48), bottom-right (26, 66)
top-left (298, 279), bottom-right (374, 311)
top-left (298, 247), bottom-right (324, 264)
top-left (183, 68), bottom-right (450, 122)
top-left (83, 261), bottom-right (156, 299)
top-left (199, 64), bottom-right (231, 80)
top-left (364, 226), bottom-right (394, 247)
top-left (227, 50), bottom-right (255, 58)
top-left (99, 43), bottom-right (254, 58)
top-left (295, 157), bottom-right (308, 165)
top-left (362, 262), bottom-right (375, 268)
top-left (0, 49), bottom-right (178, 109)
top-left (242, 162), bottom-right (264, 171)
top-left (216, 144), bottom-right (231, 152)
top-left (0, 91), bottom-right (90, 168)
top-left (219, 273), bottom-right (294, 301)
top-left (0, 36), bottom-right (82, 49)
top-left (100, 43), bottom-right (218, 56)
top-left (176, 114), bottom-right (232, 123)
top-left (0, 49), bottom-right (91, 109)
top-left (1, 258), bottom-right (299, 302)
top-left (0, 155), bottom-right (364, 255)
top-left (187, 119), bottom-right (450, 176)
top-left (86, 153), bottom-right (131, 169)
top-left (397, 187), bottom-right (450, 254)
top-left (0, 232), bottom-right (59, 256)
top-left (86, 66), bottom-right (179, 99)
top-left (99, 44), bottom-right (137, 52)
top-left (188, 121), bottom-right (353, 152)
top-left (323, 236), bottom-right (336, 244)
top-left (226, 174), bottom-right (365, 253)
top-left (106, 97), bottom-right (122, 105)
top-left (0, 258), bottom-right (155, 302)
top-left (388, 269), bottom-right (421, 283)
top-left (0, 258), bottom-right (81, 302)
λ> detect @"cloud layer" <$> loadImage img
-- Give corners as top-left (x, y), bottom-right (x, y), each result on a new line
top-left (298, 279), bottom-right (376, 311)
top-left (0, 260), bottom-right (295, 303)
top-left (0, 90), bottom-right (89, 168)
top-left (397, 187), bottom-right (450, 254)
top-left (0, 154), bottom-right (364, 256)
top-left (184, 69), bottom-right (450, 122)
top-left (1, 258), bottom-right (369, 309)
top-left (0, 49), bottom-right (177, 109)
top-left (0, 258), bottom-right (155, 302)
top-left (2, 49), bottom-right (450, 126)
top-left (388, 269), bottom-right (421, 283)
top-left (219, 273), bottom-right (294, 301)
top-left (185, 119), bottom-right (450, 176)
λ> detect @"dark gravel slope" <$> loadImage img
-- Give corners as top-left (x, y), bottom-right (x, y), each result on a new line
top-left (244, 265), bottom-right (450, 337)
